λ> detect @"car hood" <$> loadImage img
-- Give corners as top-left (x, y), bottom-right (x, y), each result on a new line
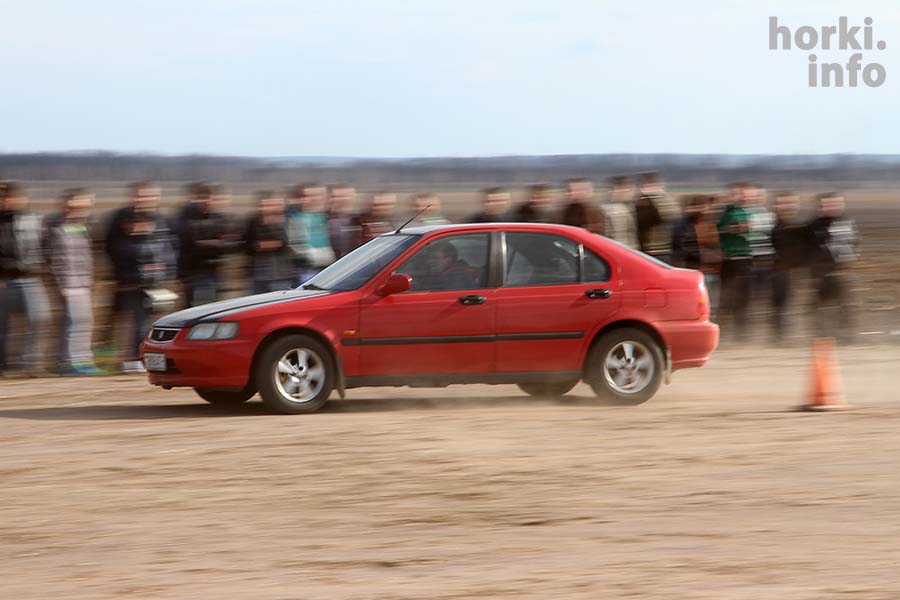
top-left (152, 289), bottom-right (331, 328)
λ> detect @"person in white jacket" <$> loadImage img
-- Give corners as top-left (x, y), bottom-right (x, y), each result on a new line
top-left (602, 175), bottom-right (638, 248)
top-left (46, 189), bottom-right (104, 375)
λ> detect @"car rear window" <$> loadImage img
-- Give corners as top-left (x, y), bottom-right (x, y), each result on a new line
top-left (605, 238), bottom-right (674, 269)
top-left (583, 248), bottom-right (611, 282)
top-left (504, 232), bottom-right (580, 287)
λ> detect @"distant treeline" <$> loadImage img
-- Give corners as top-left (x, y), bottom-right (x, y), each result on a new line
top-left (3, 152), bottom-right (900, 189)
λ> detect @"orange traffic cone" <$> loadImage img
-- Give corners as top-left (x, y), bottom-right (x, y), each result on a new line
top-left (799, 337), bottom-right (850, 412)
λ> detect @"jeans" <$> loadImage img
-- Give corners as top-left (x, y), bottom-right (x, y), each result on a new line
top-left (719, 258), bottom-right (752, 340)
top-left (111, 288), bottom-right (153, 362)
top-left (185, 271), bottom-right (220, 307)
top-left (58, 287), bottom-right (95, 366)
top-left (751, 260), bottom-right (773, 307)
top-left (771, 268), bottom-right (791, 341)
top-left (704, 273), bottom-right (721, 321)
top-left (812, 268), bottom-right (852, 341)
top-left (0, 277), bottom-right (50, 372)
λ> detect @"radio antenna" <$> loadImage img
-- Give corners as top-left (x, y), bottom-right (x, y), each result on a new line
top-left (396, 204), bottom-right (431, 233)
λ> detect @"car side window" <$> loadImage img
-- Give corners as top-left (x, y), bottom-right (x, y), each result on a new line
top-left (504, 233), bottom-right (579, 287)
top-left (583, 248), bottom-right (611, 282)
top-left (394, 233), bottom-right (489, 292)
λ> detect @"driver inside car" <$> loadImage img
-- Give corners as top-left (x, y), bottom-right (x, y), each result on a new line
top-left (420, 242), bottom-right (480, 291)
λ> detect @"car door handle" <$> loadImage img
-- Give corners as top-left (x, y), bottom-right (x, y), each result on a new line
top-left (459, 295), bottom-right (486, 305)
top-left (585, 288), bottom-right (612, 299)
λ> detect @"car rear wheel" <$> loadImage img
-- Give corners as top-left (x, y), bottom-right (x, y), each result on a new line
top-left (517, 379), bottom-right (579, 398)
top-left (255, 334), bottom-right (334, 414)
top-left (585, 328), bottom-right (663, 405)
top-left (194, 386), bottom-right (256, 405)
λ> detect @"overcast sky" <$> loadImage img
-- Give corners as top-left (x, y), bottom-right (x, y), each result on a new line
top-left (0, 0), bottom-right (896, 156)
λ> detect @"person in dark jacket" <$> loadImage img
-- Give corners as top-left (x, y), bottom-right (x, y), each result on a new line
top-left (327, 183), bottom-right (362, 259)
top-left (769, 192), bottom-right (807, 343)
top-left (103, 182), bottom-right (176, 373)
top-left (807, 192), bottom-right (859, 341)
top-left (670, 194), bottom-right (708, 270)
top-left (511, 183), bottom-right (554, 223)
top-left (177, 183), bottom-right (232, 306)
top-left (46, 188), bottom-right (104, 375)
top-left (467, 187), bottom-right (511, 224)
top-left (171, 182), bottom-right (208, 282)
top-left (559, 178), bottom-right (603, 233)
top-left (245, 191), bottom-right (293, 294)
top-left (634, 172), bottom-right (679, 261)
top-left (696, 196), bottom-right (723, 319)
top-left (0, 181), bottom-right (50, 377)
top-left (421, 241), bottom-right (481, 291)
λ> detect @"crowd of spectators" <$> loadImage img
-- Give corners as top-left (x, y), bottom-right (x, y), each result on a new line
top-left (0, 175), bottom-right (859, 377)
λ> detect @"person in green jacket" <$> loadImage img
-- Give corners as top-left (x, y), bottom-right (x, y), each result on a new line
top-left (717, 182), bottom-right (753, 341)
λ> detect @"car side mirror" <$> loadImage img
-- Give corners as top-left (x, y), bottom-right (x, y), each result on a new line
top-left (379, 273), bottom-right (412, 295)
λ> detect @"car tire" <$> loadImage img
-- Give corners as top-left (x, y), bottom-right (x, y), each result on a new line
top-left (255, 334), bottom-right (335, 414)
top-left (585, 328), bottom-right (664, 405)
top-left (517, 380), bottom-right (579, 398)
top-left (194, 386), bottom-right (256, 406)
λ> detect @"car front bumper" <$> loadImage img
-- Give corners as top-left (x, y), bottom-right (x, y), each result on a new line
top-left (141, 335), bottom-right (254, 390)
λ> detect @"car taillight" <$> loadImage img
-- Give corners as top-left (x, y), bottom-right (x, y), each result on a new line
top-left (698, 276), bottom-right (710, 319)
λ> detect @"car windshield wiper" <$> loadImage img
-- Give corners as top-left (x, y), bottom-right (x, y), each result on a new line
top-left (301, 283), bottom-right (328, 291)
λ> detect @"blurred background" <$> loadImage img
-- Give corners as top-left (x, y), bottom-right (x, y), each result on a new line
top-left (4, 3), bottom-right (900, 599)
top-left (1, 0), bottom-right (898, 375)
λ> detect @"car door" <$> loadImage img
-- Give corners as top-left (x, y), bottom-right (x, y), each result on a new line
top-left (494, 231), bottom-right (620, 373)
top-left (357, 232), bottom-right (495, 377)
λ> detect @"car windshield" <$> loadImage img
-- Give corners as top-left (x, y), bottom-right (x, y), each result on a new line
top-left (302, 234), bottom-right (420, 291)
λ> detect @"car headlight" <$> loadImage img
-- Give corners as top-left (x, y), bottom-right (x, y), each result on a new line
top-left (186, 322), bottom-right (239, 340)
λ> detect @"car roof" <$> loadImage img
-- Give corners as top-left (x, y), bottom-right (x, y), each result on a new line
top-left (392, 222), bottom-right (587, 236)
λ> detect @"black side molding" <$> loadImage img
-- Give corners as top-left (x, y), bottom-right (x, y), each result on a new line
top-left (342, 331), bottom-right (584, 346)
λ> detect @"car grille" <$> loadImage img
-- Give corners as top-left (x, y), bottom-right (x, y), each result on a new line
top-left (149, 327), bottom-right (180, 343)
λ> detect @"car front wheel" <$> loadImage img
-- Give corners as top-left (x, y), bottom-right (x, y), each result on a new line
top-left (585, 328), bottom-right (664, 405)
top-left (194, 385), bottom-right (256, 406)
top-left (194, 386), bottom-right (256, 406)
top-left (255, 334), bottom-right (335, 414)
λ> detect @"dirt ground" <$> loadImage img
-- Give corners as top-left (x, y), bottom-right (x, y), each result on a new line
top-left (2, 344), bottom-right (900, 599)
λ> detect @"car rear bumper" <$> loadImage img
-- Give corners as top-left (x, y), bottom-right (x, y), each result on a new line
top-left (141, 337), bottom-right (253, 390)
top-left (655, 319), bottom-right (719, 370)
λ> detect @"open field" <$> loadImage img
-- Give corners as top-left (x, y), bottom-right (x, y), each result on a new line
top-left (2, 345), bottom-right (900, 599)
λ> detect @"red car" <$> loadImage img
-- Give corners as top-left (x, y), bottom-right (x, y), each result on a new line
top-left (142, 223), bottom-right (718, 414)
